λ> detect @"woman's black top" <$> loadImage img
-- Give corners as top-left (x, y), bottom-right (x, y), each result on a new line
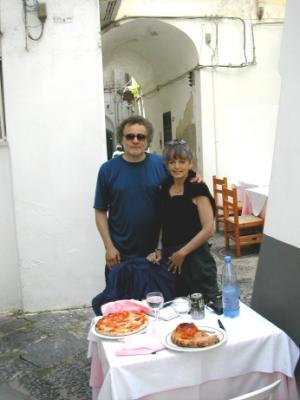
top-left (161, 171), bottom-right (215, 247)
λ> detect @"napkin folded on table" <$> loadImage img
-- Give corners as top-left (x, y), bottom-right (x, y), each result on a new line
top-left (101, 299), bottom-right (151, 316)
top-left (116, 327), bottom-right (165, 356)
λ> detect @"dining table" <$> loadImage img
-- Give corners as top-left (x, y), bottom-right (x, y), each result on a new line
top-left (87, 302), bottom-right (299, 400)
top-left (241, 185), bottom-right (269, 218)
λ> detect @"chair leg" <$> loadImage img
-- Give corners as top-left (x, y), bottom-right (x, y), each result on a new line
top-left (216, 211), bottom-right (221, 232)
top-left (224, 223), bottom-right (229, 249)
top-left (235, 227), bottom-right (241, 257)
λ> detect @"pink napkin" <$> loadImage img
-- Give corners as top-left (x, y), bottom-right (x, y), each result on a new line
top-left (101, 299), bottom-right (151, 316)
top-left (116, 326), bottom-right (165, 356)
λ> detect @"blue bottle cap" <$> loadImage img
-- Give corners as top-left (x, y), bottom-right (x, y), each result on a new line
top-left (224, 256), bottom-right (232, 263)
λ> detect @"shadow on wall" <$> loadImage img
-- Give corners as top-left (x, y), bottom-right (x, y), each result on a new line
top-left (176, 95), bottom-right (198, 170)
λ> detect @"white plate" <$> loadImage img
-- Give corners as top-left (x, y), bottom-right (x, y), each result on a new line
top-left (162, 325), bottom-right (227, 352)
top-left (91, 316), bottom-right (149, 340)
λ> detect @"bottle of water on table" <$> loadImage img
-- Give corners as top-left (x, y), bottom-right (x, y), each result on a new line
top-left (222, 255), bottom-right (240, 318)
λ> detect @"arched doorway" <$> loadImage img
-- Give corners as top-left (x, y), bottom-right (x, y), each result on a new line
top-left (101, 18), bottom-right (200, 166)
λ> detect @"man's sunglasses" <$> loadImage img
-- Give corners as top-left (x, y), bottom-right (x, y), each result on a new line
top-left (123, 134), bottom-right (147, 141)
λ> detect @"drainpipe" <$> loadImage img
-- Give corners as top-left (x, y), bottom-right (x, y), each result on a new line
top-left (211, 64), bottom-right (218, 176)
top-left (206, 32), bottom-right (219, 176)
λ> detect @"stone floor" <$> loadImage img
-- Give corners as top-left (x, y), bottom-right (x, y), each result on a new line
top-left (0, 232), bottom-right (260, 400)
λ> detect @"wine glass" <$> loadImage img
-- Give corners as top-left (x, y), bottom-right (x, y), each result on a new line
top-left (146, 291), bottom-right (164, 322)
top-left (171, 297), bottom-right (191, 320)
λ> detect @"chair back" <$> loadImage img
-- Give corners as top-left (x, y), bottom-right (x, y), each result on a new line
top-left (222, 186), bottom-right (239, 224)
top-left (228, 379), bottom-right (281, 400)
top-left (212, 175), bottom-right (228, 231)
top-left (213, 175), bottom-right (228, 207)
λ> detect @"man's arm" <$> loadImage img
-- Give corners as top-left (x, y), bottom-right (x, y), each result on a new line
top-left (95, 209), bottom-right (121, 268)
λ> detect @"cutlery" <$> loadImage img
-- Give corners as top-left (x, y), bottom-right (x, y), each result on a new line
top-left (162, 300), bottom-right (173, 308)
top-left (217, 319), bottom-right (226, 331)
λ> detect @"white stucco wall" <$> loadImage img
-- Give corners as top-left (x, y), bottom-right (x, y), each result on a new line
top-left (115, 0), bottom-right (285, 20)
top-left (144, 78), bottom-right (198, 152)
top-left (163, 18), bottom-right (282, 192)
top-left (196, 23), bottom-right (282, 190)
top-left (0, 0), bottom-right (106, 312)
top-left (0, 145), bottom-right (22, 312)
top-left (264, 0), bottom-right (300, 249)
top-left (139, 17), bottom-right (282, 193)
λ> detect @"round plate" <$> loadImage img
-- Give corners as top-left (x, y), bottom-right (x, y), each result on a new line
top-left (91, 316), bottom-right (149, 340)
top-left (162, 325), bottom-right (227, 352)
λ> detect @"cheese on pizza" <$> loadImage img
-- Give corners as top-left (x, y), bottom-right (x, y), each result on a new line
top-left (171, 322), bottom-right (219, 347)
top-left (95, 310), bottom-right (149, 336)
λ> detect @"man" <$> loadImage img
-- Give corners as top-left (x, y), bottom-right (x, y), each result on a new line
top-left (92, 116), bottom-right (171, 315)
top-left (94, 115), bottom-right (167, 268)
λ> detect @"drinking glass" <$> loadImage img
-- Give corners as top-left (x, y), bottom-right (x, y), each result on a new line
top-left (171, 297), bottom-right (191, 320)
top-left (146, 292), bottom-right (164, 322)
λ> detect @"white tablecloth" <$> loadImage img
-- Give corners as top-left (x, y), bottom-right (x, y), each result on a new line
top-left (242, 186), bottom-right (269, 217)
top-left (87, 303), bottom-right (299, 400)
top-left (234, 181), bottom-right (258, 202)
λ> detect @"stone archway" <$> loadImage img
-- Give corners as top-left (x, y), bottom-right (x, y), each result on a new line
top-left (101, 18), bottom-right (200, 160)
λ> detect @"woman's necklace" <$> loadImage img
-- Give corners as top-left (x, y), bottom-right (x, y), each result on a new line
top-left (170, 185), bottom-right (184, 196)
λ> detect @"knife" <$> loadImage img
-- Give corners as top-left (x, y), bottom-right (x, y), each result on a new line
top-left (217, 319), bottom-right (226, 331)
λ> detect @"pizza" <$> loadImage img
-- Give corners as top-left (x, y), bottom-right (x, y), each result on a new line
top-left (95, 310), bottom-right (149, 337)
top-left (171, 322), bottom-right (220, 348)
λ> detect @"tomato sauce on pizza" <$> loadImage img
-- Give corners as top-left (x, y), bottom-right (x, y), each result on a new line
top-left (95, 310), bottom-right (149, 336)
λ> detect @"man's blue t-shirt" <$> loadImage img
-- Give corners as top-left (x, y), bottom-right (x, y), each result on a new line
top-left (94, 153), bottom-right (167, 257)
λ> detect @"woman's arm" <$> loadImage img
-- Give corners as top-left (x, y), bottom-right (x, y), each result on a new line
top-left (168, 196), bottom-right (215, 273)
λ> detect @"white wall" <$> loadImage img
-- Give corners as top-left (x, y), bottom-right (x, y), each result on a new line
top-left (0, 145), bottom-right (22, 312)
top-left (193, 23), bottom-right (281, 191)
top-left (211, 25), bottom-right (282, 187)
top-left (142, 18), bottom-right (282, 193)
top-left (0, 0), bottom-right (106, 312)
top-left (115, 0), bottom-right (282, 20)
top-left (251, 1), bottom-right (300, 378)
top-left (264, 0), bottom-right (300, 249)
top-left (144, 78), bottom-right (195, 148)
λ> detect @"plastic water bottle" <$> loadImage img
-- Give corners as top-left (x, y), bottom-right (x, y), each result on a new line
top-left (222, 256), bottom-right (240, 318)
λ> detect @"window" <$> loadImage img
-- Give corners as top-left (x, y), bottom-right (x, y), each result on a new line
top-left (163, 111), bottom-right (172, 144)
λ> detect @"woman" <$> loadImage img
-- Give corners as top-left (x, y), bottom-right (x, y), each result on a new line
top-left (147, 140), bottom-right (219, 301)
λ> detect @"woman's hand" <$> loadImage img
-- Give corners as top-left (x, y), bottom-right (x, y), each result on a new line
top-left (168, 250), bottom-right (186, 274)
top-left (146, 249), bottom-right (162, 265)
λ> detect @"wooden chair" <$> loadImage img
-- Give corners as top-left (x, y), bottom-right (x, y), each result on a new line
top-left (222, 186), bottom-right (264, 257)
top-left (213, 175), bottom-right (228, 232)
